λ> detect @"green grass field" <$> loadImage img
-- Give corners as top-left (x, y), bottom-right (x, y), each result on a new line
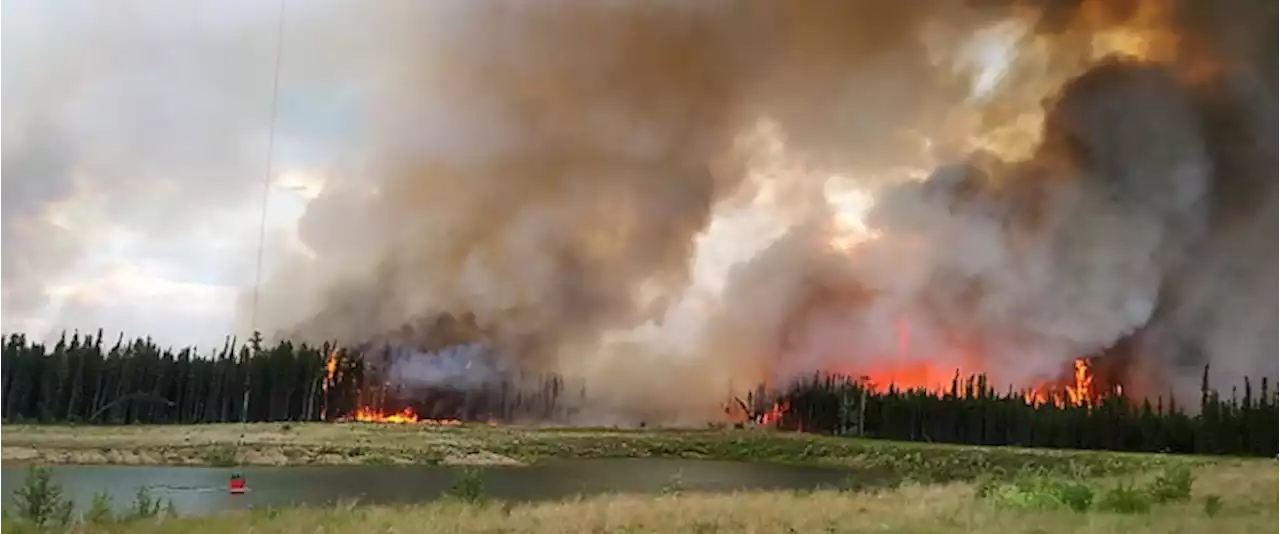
top-left (0, 422), bottom-right (1219, 478)
top-left (2, 423), bottom-right (1275, 533)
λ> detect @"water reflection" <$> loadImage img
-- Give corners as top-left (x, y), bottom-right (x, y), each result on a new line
top-left (2, 459), bottom-right (862, 517)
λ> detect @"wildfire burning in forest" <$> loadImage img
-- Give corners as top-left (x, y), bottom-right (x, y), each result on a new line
top-left (321, 349), bottom-right (491, 425)
top-left (733, 12), bottom-right (1171, 417)
top-left (259, 0), bottom-right (1272, 431)
top-left (348, 404), bottom-right (477, 425)
top-left (1023, 358), bottom-right (1124, 408)
top-left (733, 355), bottom-right (1126, 429)
top-left (323, 350), bottom-right (417, 424)
top-left (351, 406), bottom-right (422, 424)
top-left (835, 357), bottom-right (1121, 409)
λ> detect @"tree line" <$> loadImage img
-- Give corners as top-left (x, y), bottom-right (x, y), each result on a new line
top-left (2, 330), bottom-right (1275, 457)
top-left (769, 370), bottom-right (1277, 457)
top-left (2, 331), bottom-right (352, 425)
top-left (0, 331), bottom-right (576, 425)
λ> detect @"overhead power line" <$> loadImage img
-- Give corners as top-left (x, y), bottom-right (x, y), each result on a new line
top-left (250, 0), bottom-right (286, 336)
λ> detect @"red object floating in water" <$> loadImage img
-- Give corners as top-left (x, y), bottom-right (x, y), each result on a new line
top-left (229, 474), bottom-right (246, 494)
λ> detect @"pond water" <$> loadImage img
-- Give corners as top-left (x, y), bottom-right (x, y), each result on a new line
top-left (2, 459), bottom-right (865, 517)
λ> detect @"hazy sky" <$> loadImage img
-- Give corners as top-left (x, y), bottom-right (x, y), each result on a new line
top-left (2, 0), bottom-right (349, 349)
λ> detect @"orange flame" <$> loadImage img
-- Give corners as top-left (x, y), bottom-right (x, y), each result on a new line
top-left (346, 406), bottom-right (471, 426)
top-left (352, 406), bottom-right (420, 424)
top-left (833, 362), bottom-right (970, 396)
top-left (1022, 357), bottom-right (1121, 408)
top-left (1065, 358), bottom-right (1093, 405)
top-left (325, 351), bottom-right (338, 383)
top-left (321, 347), bottom-right (496, 426)
top-left (321, 350), bottom-right (339, 420)
top-left (822, 319), bottom-right (984, 396)
top-left (760, 400), bottom-right (788, 427)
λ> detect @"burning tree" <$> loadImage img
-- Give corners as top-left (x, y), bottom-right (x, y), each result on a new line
top-left (0, 325), bottom-right (1275, 458)
top-left (317, 314), bottom-right (586, 425)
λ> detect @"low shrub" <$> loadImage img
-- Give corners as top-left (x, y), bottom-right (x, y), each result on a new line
top-left (443, 467), bottom-right (488, 504)
top-left (983, 475), bottom-right (1095, 512)
top-left (1147, 464), bottom-right (1194, 504)
top-left (12, 465), bottom-right (74, 528)
top-left (1096, 481), bottom-right (1152, 514)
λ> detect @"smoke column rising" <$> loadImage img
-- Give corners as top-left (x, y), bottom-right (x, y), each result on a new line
top-left (250, 0), bottom-right (1008, 421)
top-left (247, 0), bottom-right (1277, 422)
top-left (3, 1), bottom-right (1272, 423)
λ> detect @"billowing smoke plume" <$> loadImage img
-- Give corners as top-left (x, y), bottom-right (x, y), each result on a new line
top-left (718, 60), bottom-right (1219, 392)
top-left (701, 1), bottom-right (1278, 412)
top-left (6, 1), bottom-right (1272, 423)
top-left (249, 1), bottom-right (1006, 419)
top-left (246, 0), bottom-right (1276, 421)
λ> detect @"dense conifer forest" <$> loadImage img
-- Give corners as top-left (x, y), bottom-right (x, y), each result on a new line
top-left (2, 331), bottom-right (1274, 457)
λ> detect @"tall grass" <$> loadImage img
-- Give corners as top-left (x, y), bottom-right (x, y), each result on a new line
top-left (24, 462), bottom-right (1274, 534)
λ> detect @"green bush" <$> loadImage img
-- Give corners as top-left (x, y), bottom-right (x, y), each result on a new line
top-left (1146, 465), bottom-right (1194, 504)
top-left (972, 474), bottom-right (1000, 500)
top-left (982, 465), bottom-right (1197, 515)
top-left (12, 465), bottom-right (74, 528)
top-left (443, 467), bottom-right (488, 504)
top-left (1055, 480), bottom-right (1096, 512)
top-left (982, 475), bottom-right (1094, 512)
top-left (1096, 482), bottom-right (1152, 514)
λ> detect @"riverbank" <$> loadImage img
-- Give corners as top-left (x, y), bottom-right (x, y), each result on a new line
top-left (18, 462), bottom-right (1278, 534)
top-left (0, 422), bottom-right (1231, 480)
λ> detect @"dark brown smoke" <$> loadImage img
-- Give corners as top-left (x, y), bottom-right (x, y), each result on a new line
top-left (707, 1), bottom-right (1276, 413)
top-left (251, 1), bottom-right (995, 345)
top-left (225, 1), bottom-right (1276, 421)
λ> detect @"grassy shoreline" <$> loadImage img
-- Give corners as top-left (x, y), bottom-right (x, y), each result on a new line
top-left (0, 422), bottom-right (1245, 479)
top-left (8, 462), bottom-right (1277, 534)
top-left (4, 424), bottom-right (1274, 533)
